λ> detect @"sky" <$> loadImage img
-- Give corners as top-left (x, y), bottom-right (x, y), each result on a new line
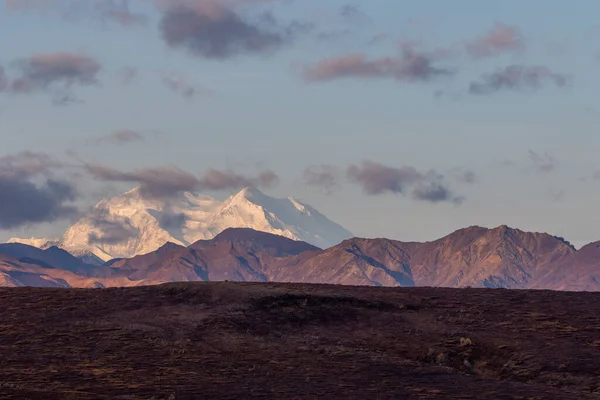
top-left (1, 0), bottom-right (600, 248)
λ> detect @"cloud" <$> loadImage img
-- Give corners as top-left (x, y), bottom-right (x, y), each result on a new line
top-left (0, 66), bottom-right (8, 91)
top-left (454, 169), bottom-right (477, 184)
top-left (303, 165), bottom-right (341, 194)
top-left (466, 23), bottom-right (525, 58)
top-left (339, 4), bottom-right (370, 25)
top-left (469, 65), bottom-right (568, 95)
top-left (347, 160), bottom-right (462, 204)
top-left (85, 164), bottom-right (201, 199)
top-left (8, 52), bottom-right (101, 99)
top-left (159, 72), bottom-right (213, 99)
top-left (93, 0), bottom-right (147, 27)
top-left (160, 0), bottom-right (304, 59)
top-left (52, 93), bottom-right (84, 106)
top-left (547, 187), bottom-right (565, 202)
top-left (157, 211), bottom-right (188, 231)
top-left (0, 151), bottom-right (78, 229)
top-left (85, 164), bottom-right (279, 198)
top-left (303, 45), bottom-right (454, 83)
top-left (413, 182), bottom-right (464, 204)
top-left (199, 168), bottom-right (279, 190)
top-left (0, 178), bottom-right (78, 229)
top-left (5, 0), bottom-right (147, 27)
top-left (87, 207), bottom-right (139, 246)
top-left (0, 151), bottom-right (66, 179)
top-left (528, 150), bottom-right (558, 174)
top-left (347, 161), bottom-right (423, 195)
top-left (96, 129), bottom-right (145, 145)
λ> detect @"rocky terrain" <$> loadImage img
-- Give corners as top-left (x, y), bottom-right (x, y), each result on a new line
top-left (0, 282), bottom-right (599, 399)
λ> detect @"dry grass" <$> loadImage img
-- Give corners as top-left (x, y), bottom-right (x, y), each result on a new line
top-left (0, 282), bottom-right (599, 399)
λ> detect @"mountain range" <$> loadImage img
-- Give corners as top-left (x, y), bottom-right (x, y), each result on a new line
top-left (9, 186), bottom-right (353, 262)
top-left (2, 224), bottom-right (600, 291)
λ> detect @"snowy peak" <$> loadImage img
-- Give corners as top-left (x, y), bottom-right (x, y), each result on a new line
top-left (10, 186), bottom-right (353, 261)
top-left (209, 187), bottom-right (353, 249)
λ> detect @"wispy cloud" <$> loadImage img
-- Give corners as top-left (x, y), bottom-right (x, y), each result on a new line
top-left (339, 4), bottom-right (371, 25)
top-left (199, 168), bottom-right (279, 190)
top-left (470, 65), bottom-right (568, 95)
top-left (2, 51), bottom-right (102, 103)
top-left (5, 0), bottom-right (148, 28)
top-left (159, 72), bottom-right (214, 99)
top-left (303, 165), bottom-right (341, 194)
top-left (303, 45), bottom-right (454, 83)
top-left (528, 150), bottom-right (559, 174)
top-left (466, 23), bottom-right (525, 58)
top-left (115, 66), bottom-right (137, 86)
top-left (95, 129), bottom-right (145, 145)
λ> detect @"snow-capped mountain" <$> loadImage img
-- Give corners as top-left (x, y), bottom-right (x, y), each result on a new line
top-left (9, 186), bottom-right (353, 261)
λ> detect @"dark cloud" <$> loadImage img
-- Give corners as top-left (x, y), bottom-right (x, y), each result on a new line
top-left (160, 1), bottom-right (303, 59)
top-left (8, 52), bottom-right (101, 100)
top-left (0, 151), bottom-right (79, 229)
top-left (413, 182), bottom-right (463, 204)
top-left (157, 211), bottom-right (188, 231)
top-left (469, 65), bottom-right (567, 95)
top-left (347, 160), bottom-right (462, 204)
top-left (529, 150), bottom-right (558, 174)
top-left (303, 165), bottom-right (341, 194)
top-left (466, 23), bottom-right (525, 58)
top-left (87, 207), bottom-right (138, 246)
top-left (97, 129), bottom-right (145, 145)
top-left (303, 45), bottom-right (454, 83)
top-left (0, 177), bottom-right (78, 229)
top-left (159, 72), bottom-right (214, 99)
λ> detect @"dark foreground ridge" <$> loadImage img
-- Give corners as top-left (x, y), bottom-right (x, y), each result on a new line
top-left (0, 283), bottom-right (600, 399)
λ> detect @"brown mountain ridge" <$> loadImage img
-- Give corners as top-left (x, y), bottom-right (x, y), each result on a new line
top-left (0, 225), bottom-right (598, 290)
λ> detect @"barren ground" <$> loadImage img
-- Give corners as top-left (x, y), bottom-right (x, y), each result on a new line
top-left (1, 282), bottom-right (599, 399)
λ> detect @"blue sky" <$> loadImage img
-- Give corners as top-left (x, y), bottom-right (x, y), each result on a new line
top-left (1, 0), bottom-right (600, 247)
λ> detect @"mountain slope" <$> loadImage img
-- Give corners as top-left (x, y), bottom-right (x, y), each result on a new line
top-left (0, 243), bottom-right (97, 275)
top-left (10, 186), bottom-right (352, 261)
top-left (407, 225), bottom-right (576, 288)
top-left (528, 241), bottom-right (600, 291)
top-left (270, 238), bottom-right (415, 287)
top-left (110, 228), bottom-right (321, 284)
